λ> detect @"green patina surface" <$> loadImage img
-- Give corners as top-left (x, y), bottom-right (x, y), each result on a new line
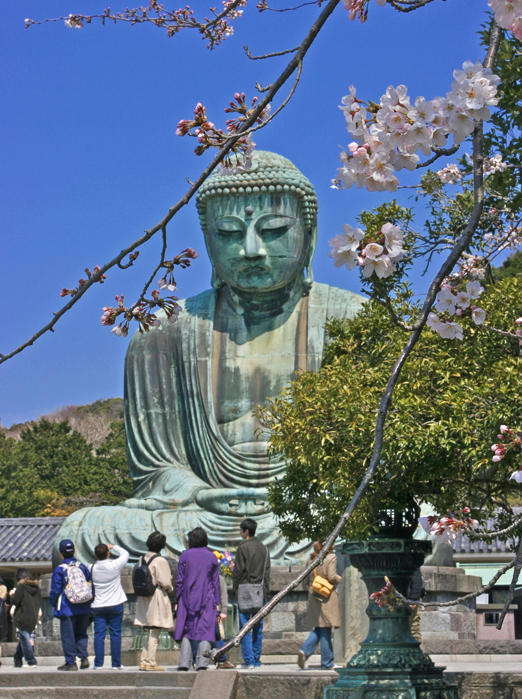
top-left (57, 152), bottom-right (364, 563)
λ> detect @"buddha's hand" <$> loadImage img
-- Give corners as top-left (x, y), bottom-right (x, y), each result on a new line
top-left (195, 487), bottom-right (268, 516)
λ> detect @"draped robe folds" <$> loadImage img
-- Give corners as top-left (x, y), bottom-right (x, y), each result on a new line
top-left (56, 282), bottom-right (364, 564)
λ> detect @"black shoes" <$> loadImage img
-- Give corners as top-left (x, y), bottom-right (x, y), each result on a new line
top-left (57, 663), bottom-right (78, 671)
top-left (80, 658), bottom-right (90, 669)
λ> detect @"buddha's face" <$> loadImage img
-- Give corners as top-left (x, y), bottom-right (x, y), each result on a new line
top-left (205, 193), bottom-right (312, 292)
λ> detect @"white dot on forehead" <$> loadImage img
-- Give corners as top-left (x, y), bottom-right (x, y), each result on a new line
top-left (245, 206), bottom-right (254, 216)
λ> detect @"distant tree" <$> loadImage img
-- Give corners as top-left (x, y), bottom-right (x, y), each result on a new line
top-left (0, 419), bottom-right (131, 518)
top-left (494, 251), bottom-right (522, 281)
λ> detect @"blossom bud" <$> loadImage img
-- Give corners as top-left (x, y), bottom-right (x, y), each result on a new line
top-left (492, 455), bottom-right (503, 462)
top-left (500, 425), bottom-right (509, 433)
top-left (516, 318), bottom-right (522, 325)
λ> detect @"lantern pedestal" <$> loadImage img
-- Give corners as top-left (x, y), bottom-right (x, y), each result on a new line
top-left (325, 508), bottom-right (457, 699)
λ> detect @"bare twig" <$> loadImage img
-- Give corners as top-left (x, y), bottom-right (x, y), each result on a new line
top-left (387, 0), bottom-right (436, 12)
top-left (245, 44), bottom-right (300, 59)
top-left (481, 324), bottom-right (521, 342)
top-left (394, 556), bottom-right (516, 608)
top-left (259, 0), bottom-right (324, 12)
top-left (466, 513), bottom-right (522, 541)
top-left (496, 537), bottom-right (522, 629)
top-left (416, 144), bottom-right (460, 170)
top-left (136, 226), bottom-right (168, 306)
top-left (360, 289), bottom-right (413, 332)
top-left (0, 0), bottom-right (334, 365)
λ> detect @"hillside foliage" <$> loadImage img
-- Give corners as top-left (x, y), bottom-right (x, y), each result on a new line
top-left (0, 400), bottom-right (130, 518)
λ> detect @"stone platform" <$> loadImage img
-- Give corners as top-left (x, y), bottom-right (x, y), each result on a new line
top-left (1, 665), bottom-right (522, 699)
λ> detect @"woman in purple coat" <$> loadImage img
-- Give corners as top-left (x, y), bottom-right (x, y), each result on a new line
top-left (175, 527), bottom-right (220, 671)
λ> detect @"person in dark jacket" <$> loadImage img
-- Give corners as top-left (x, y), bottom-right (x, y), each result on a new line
top-left (232, 519), bottom-right (270, 669)
top-left (409, 567), bottom-right (425, 648)
top-left (10, 569), bottom-right (41, 668)
top-left (50, 539), bottom-right (92, 672)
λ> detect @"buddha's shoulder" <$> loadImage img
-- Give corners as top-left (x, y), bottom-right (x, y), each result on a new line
top-left (309, 282), bottom-right (365, 320)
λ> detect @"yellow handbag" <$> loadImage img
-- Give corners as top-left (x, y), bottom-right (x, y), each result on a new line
top-left (312, 568), bottom-right (334, 599)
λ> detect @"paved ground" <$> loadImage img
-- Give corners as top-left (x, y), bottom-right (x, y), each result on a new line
top-left (2, 657), bottom-right (521, 674)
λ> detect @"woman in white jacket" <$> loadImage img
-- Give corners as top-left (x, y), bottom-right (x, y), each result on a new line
top-left (91, 543), bottom-right (129, 669)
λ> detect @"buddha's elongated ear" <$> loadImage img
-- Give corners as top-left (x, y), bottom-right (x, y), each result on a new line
top-left (302, 223), bottom-right (317, 289)
top-left (211, 266), bottom-right (223, 289)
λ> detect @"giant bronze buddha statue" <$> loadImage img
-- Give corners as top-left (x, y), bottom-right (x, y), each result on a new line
top-left (57, 152), bottom-right (364, 562)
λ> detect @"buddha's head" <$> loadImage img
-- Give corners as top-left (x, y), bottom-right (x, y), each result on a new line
top-left (196, 152), bottom-right (318, 293)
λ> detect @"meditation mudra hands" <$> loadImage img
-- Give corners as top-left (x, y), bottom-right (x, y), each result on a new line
top-left (195, 487), bottom-right (268, 516)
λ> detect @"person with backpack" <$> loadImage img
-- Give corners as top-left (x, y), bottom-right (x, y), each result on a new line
top-left (10, 569), bottom-right (42, 668)
top-left (133, 531), bottom-right (174, 672)
top-left (0, 576), bottom-right (8, 668)
top-left (91, 543), bottom-right (129, 669)
top-left (50, 539), bottom-right (93, 671)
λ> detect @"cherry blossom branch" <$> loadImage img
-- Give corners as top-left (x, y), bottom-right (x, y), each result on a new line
top-left (26, 0), bottom-right (248, 49)
top-left (225, 60), bottom-right (303, 138)
top-left (1, 0), bottom-right (337, 366)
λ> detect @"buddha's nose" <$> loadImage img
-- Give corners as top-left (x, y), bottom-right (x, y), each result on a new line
top-left (239, 223), bottom-right (267, 259)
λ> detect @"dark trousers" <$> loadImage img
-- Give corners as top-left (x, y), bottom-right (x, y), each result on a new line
top-left (13, 629), bottom-right (37, 667)
top-left (92, 605), bottom-right (124, 668)
top-left (60, 614), bottom-right (91, 665)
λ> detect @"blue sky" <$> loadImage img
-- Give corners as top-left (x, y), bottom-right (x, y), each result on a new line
top-left (1, 0), bottom-right (487, 426)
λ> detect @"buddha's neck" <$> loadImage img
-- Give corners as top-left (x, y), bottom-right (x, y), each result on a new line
top-left (224, 278), bottom-right (308, 318)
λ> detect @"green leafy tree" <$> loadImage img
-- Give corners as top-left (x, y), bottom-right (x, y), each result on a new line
top-left (261, 277), bottom-right (522, 544)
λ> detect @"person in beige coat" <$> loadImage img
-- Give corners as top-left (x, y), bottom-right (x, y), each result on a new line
top-left (297, 542), bottom-right (342, 670)
top-left (134, 532), bottom-right (174, 671)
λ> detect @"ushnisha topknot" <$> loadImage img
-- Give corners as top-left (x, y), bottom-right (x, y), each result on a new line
top-left (196, 151), bottom-right (319, 233)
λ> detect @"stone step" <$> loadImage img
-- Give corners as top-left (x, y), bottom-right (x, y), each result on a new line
top-left (0, 669), bottom-right (195, 689)
top-left (0, 687), bottom-right (190, 698)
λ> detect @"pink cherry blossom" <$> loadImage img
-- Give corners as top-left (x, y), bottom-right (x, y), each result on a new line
top-left (471, 307), bottom-right (486, 325)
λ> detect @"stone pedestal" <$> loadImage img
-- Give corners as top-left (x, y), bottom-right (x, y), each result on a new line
top-left (421, 566), bottom-right (482, 655)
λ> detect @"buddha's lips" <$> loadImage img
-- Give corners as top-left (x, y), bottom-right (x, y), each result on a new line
top-left (236, 262), bottom-right (271, 272)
